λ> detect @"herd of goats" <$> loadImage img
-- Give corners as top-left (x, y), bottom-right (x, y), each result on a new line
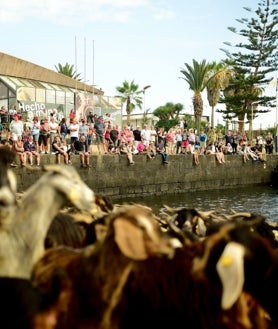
top-left (1, 145), bottom-right (278, 329)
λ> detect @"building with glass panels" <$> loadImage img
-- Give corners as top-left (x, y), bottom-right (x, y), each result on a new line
top-left (0, 52), bottom-right (122, 126)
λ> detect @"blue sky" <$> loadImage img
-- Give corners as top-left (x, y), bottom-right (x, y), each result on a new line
top-left (0, 0), bottom-right (276, 129)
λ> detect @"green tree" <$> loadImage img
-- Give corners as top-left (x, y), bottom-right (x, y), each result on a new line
top-left (220, 0), bottom-right (278, 133)
top-left (55, 62), bottom-right (81, 80)
top-left (116, 80), bottom-right (143, 126)
top-left (219, 71), bottom-right (265, 134)
top-left (153, 102), bottom-right (183, 130)
top-left (206, 62), bottom-right (233, 128)
top-left (180, 59), bottom-right (210, 133)
top-left (141, 108), bottom-right (150, 126)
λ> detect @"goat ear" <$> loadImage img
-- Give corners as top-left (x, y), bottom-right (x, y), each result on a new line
top-left (114, 218), bottom-right (148, 260)
top-left (216, 242), bottom-right (245, 310)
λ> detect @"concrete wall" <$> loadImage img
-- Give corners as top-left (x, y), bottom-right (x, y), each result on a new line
top-left (14, 153), bottom-right (278, 198)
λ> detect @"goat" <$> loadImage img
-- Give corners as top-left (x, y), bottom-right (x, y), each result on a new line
top-left (0, 153), bottom-right (97, 278)
top-left (161, 205), bottom-right (278, 248)
top-left (31, 205), bottom-right (278, 329)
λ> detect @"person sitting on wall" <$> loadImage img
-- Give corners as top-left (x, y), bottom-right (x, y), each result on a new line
top-left (193, 145), bottom-right (200, 165)
top-left (251, 144), bottom-right (266, 162)
top-left (119, 140), bottom-right (135, 165)
top-left (215, 142), bottom-right (226, 164)
top-left (73, 135), bottom-right (91, 168)
top-left (146, 141), bottom-right (156, 160)
top-left (14, 134), bottom-right (26, 166)
top-left (52, 135), bottom-right (69, 165)
top-left (243, 143), bottom-right (265, 162)
top-left (156, 139), bottom-right (169, 164)
top-left (137, 140), bottom-right (146, 154)
top-left (24, 135), bottom-right (40, 166)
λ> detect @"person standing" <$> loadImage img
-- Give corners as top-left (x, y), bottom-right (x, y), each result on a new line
top-left (188, 129), bottom-right (196, 153)
top-left (69, 109), bottom-right (76, 122)
top-left (157, 127), bottom-right (167, 146)
top-left (133, 126), bottom-right (142, 149)
top-left (265, 132), bottom-right (273, 154)
top-left (9, 114), bottom-right (24, 146)
top-left (30, 116), bottom-right (40, 150)
top-left (104, 124), bottom-right (112, 154)
top-left (140, 125), bottom-right (151, 147)
top-left (207, 127), bottom-right (216, 144)
top-left (150, 125), bottom-right (157, 145)
top-left (165, 128), bottom-right (176, 154)
top-left (223, 130), bottom-right (233, 147)
top-left (49, 116), bottom-right (60, 147)
top-left (231, 131), bottom-right (239, 154)
top-left (38, 118), bottom-right (50, 154)
top-left (175, 129), bottom-right (182, 154)
top-left (79, 119), bottom-right (89, 147)
top-left (68, 118), bottom-right (79, 152)
top-left (94, 116), bottom-right (106, 154)
top-left (8, 104), bottom-right (17, 122)
top-left (59, 118), bottom-right (68, 141)
top-left (0, 105), bottom-right (8, 125)
top-left (198, 130), bottom-right (207, 154)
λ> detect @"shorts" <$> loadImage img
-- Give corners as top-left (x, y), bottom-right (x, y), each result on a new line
top-left (181, 140), bottom-right (189, 147)
top-left (71, 136), bottom-right (78, 144)
top-left (95, 133), bottom-right (104, 143)
top-left (32, 133), bottom-right (39, 142)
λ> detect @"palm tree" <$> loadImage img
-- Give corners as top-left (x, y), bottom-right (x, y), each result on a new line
top-left (116, 80), bottom-right (143, 126)
top-left (55, 62), bottom-right (81, 80)
top-left (180, 59), bottom-right (210, 133)
top-left (206, 62), bottom-right (233, 128)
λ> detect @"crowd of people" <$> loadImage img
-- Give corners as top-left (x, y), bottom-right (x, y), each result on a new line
top-left (0, 107), bottom-right (275, 167)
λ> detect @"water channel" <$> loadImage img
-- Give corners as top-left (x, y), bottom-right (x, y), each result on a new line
top-left (114, 185), bottom-right (278, 222)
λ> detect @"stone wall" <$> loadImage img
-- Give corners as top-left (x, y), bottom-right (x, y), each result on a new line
top-left (14, 153), bottom-right (278, 198)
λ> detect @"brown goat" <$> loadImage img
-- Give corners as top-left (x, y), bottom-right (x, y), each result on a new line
top-left (31, 205), bottom-right (278, 329)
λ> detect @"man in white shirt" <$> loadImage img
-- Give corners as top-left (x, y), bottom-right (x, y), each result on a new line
top-left (49, 116), bottom-right (60, 146)
top-left (68, 119), bottom-right (80, 151)
top-left (140, 125), bottom-right (151, 147)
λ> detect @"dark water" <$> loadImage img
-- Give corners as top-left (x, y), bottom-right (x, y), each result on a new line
top-left (114, 185), bottom-right (278, 222)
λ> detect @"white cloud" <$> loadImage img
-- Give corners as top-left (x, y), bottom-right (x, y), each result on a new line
top-left (153, 8), bottom-right (176, 21)
top-left (0, 0), bottom-right (151, 24)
